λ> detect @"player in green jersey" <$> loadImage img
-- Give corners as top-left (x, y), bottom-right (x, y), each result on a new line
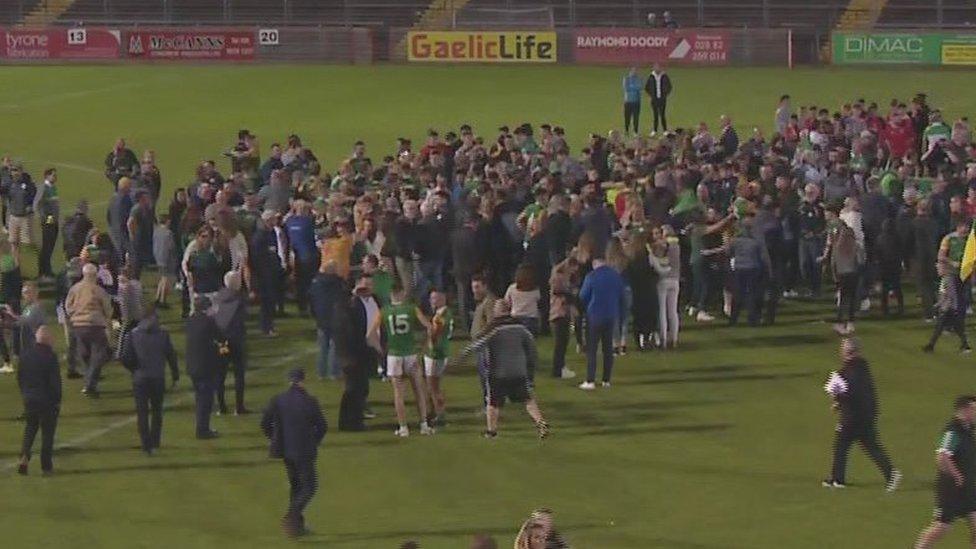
top-left (371, 283), bottom-right (433, 437)
top-left (425, 291), bottom-right (453, 427)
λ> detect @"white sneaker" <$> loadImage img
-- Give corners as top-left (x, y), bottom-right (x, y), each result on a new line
top-left (696, 311), bottom-right (715, 322)
top-left (601, 381), bottom-right (611, 388)
top-left (832, 323), bottom-right (846, 335)
top-left (845, 322), bottom-right (855, 334)
top-left (0, 363), bottom-right (13, 374)
top-left (578, 381), bottom-right (596, 391)
top-left (886, 470), bottom-right (902, 493)
top-left (561, 368), bottom-right (577, 380)
top-left (394, 426), bottom-right (410, 437)
top-left (687, 306), bottom-right (697, 318)
top-left (860, 298), bottom-right (871, 312)
top-left (419, 423), bottom-right (434, 436)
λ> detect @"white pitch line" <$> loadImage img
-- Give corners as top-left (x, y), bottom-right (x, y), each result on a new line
top-left (3, 345), bottom-right (318, 472)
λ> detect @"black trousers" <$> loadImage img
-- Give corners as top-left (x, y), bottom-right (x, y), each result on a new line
top-left (284, 458), bottom-right (317, 526)
top-left (651, 97), bottom-right (668, 133)
top-left (880, 269), bottom-right (904, 316)
top-left (551, 316), bottom-right (570, 378)
top-left (836, 272), bottom-right (859, 323)
top-left (216, 340), bottom-right (246, 413)
top-left (256, 273), bottom-right (278, 334)
top-left (623, 101), bottom-right (640, 133)
top-left (338, 350), bottom-right (371, 431)
top-left (928, 309), bottom-right (970, 350)
top-left (730, 268), bottom-right (761, 326)
top-left (830, 423), bottom-right (894, 484)
top-left (133, 377), bottom-right (164, 451)
top-left (39, 220), bottom-right (58, 278)
top-left (21, 401), bottom-right (57, 471)
top-left (192, 376), bottom-right (216, 436)
top-left (294, 256), bottom-right (319, 315)
top-left (586, 319), bottom-right (615, 383)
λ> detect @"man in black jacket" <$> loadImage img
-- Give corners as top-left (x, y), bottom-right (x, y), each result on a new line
top-left (121, 309), bottom-right (179, 455)
top-left (185, 297), bottom-right (221, 439)
top-left (822, 338), bottom-right (901, 490)
top-left (251, 211), bottom-right (284, 337)
top-left (644, 63), bottom-right (672, 135)
top-left (212, 271), bottom-right (248, 415)
top-left (261, 368), bottom-right (327, 538)
top-left (17, 326), bottom-right (61, 475)
top-left (334, 276), bottom-right (379, 431)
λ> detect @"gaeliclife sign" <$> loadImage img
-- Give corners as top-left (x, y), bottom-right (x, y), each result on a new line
top-left (407, 31), bottom-right (557, 63)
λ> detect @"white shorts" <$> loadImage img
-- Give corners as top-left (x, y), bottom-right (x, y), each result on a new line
top-left (424, 356), bottom-right (447, 377)
top-left (387, 355), bottom-right (418, 378)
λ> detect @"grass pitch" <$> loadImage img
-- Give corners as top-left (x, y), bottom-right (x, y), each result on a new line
top-left (1, 64), bottom-right (975, 548)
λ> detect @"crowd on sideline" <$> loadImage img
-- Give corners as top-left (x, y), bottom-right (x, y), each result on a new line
top-left (7, 84), bottom-right (976, 541)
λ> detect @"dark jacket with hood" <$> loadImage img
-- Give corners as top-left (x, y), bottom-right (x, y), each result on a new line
top-left (122, 314), bottom-right (179, 383)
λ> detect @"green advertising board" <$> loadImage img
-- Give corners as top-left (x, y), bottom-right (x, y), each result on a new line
top-left (833, 32), bottom-right (976, 65)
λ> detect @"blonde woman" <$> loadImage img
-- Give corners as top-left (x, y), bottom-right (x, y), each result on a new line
top-left (648, 225), bottom-right (681, 349)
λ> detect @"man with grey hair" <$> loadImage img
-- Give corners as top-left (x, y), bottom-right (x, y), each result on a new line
top-left (65, 262), bottom-right (113, 398)
top-left (212, 270), bottom-right (249, 415)
top-left (798, 182), bottom-right (826, 297)
top-left (251, 210), bottom-right (286, 336)
top-left (822, 338), bottom-right (900, 490)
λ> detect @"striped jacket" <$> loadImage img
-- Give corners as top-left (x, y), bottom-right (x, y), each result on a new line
top-left (456, 316), bottom-right (537, 379)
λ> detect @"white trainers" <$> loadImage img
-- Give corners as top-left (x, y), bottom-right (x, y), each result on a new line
top-left (578, 381), bottom-right (596, 391)
top-left (845, 322), bottom-right (855, 334)
top-left (696, 311), bottom-right (715, 322)
top-left (561, 368), bottom-right (577, 380)
top-left (601, 381), bottom-right (611, 388)
top-left (0, 363), bottom-right (14, 374)
top-left (419, 423), bottom-right (434, 436)
top-left (687, 306), bottom-right (697, 318)
top-left (886, 470), bottom-right (902, 493)
top-left (394, 426), bottom-right (410, 438)
top-left (860, 298), bottom-right (871, 312)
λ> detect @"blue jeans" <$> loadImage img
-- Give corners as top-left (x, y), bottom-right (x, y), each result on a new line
top-left (691, 260), bottom-right (709, 310)
top-left (731, 268), bottom-right (761, 326)
top-left (316, 329), bottom-right (337, 379)
top-left (798, 236), bottom-right (823, 296)
top-left (614, 284), bottom-right (633, 343)
top-left (415, 258), bottom-right (444, 301)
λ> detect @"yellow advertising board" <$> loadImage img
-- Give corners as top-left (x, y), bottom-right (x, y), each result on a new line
top-left (407, 31), bottom-right (557, 63)
top-left (942, 43), bottom-right (976, 65)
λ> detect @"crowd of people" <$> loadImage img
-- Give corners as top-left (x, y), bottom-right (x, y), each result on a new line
top-left (6, 77), bottom-right (976, 543)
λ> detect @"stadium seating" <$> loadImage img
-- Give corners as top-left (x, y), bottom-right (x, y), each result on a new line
top-left (877, 0), bottom-right (976, 27)
top-left (0, 0), bottom-right (42, 24)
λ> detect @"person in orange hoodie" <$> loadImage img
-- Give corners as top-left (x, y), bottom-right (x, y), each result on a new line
top-left (319, 219), bottom-right (355, 280)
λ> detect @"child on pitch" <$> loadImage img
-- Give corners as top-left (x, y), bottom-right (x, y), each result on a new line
top-left (923, 259), bottom-right (971, 354)
top-left (425, 290), bottom-right (453, 427)
top-left (372, 283), bottom-right (434, 437)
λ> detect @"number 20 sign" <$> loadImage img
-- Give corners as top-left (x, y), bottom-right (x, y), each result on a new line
top-left (258, 29), bottom-right (279, 46)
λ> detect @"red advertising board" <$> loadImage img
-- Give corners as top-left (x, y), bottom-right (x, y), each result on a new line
top-left (574, 28), bottom-right (729, 65)
top-left (124, 29), bottom-right (255, 60)
top-left (0, 27), bottom-right (120, 60)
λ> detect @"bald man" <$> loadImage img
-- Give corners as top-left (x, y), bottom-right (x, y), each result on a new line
top-left (17, 326), bottom-right (61, 475)
top-left (822, 338), bottom-right (901, 490)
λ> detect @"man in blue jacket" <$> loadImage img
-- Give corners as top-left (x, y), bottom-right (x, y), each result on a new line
top-left (261, 368), bottom-right (327, 538)
top-left (121, 309), bottom-right (179, 455)
top-left (623, 67), bottom-right (643, 135)
top-left (579, 255), bottom-right (625, 390)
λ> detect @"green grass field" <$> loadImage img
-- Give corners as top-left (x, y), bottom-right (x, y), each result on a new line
top-left (3, 64), bottom-right (976, 548)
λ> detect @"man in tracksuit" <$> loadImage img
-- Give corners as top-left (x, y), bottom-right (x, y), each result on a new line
top-left (16, 326), bottom-right (61, 475)
top-left (261, 368), bottom-right (327, 538)
top-left (3, 162), bottom-right (36, 254)
top-left (644, 63), bottom-right (673, 135)
top-left (185, 296), bottom-right (222, 439)
top-left (121, 310), bottom-right (179, 455)
top-left (915, 396), bottom-right (976, 548)
top-left (454, 300), bottom-right (549, 439)
top-left (822, 338), bottom-right (901, 490)
top-left (578, 255), bottom-right (625, 390)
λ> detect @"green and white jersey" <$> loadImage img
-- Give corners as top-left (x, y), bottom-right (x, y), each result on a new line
top-left (383, 301), bottom-right (418, 357)
top-left (924, 121), bottom-right (951, 149)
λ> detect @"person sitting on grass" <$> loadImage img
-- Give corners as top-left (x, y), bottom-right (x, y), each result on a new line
top-left (452, 300), bottom-right (549, 440)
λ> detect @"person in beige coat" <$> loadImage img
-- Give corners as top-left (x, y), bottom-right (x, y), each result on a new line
top-left (65, 263), bottom-right (113, 398)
